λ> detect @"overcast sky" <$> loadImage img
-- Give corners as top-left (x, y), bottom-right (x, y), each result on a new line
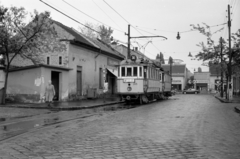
top-left (1, 0), bottom-right (240, 72)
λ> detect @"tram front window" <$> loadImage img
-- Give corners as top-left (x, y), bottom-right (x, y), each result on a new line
top-left (133, 67), bottom-right (138, 76)
top-left (139, 67), bottom-right (142, 77)
top-left (127, 67), bottom-right (132, 76)
top-left (121, 67), bottom-right (126, 77)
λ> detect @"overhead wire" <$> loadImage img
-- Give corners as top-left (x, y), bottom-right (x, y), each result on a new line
top-left (101, 0), bottom-right (155, 37)
top-left (231, 0), bottom-right (238, 20)
top-left (61, 0), bottom-right (125, 33)
top-left (136, 22), bottom-right (227, 35)
top-left (40, 0), bottom-right (102, 35)
top-left (39, 0), bottom-right (126, 44)
top-left (91, 0), bottom-right (124, 31)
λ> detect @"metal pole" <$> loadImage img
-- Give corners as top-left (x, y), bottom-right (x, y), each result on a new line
top-left (227, 4), bottom-right (232, 100)
top-left (127, 24), bottom-right (130, 59)
top-left (220, 37), bottom-right (223, 98)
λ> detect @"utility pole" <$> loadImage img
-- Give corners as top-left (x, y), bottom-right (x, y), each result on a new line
top-left (169, 56), bottom-right (172, 87)
top-left (220, 37), bottom-right (223, 98)
top-left (127, 24), bottom-right (130, 59)
top-left (227, 4), bottom-right (232, 100)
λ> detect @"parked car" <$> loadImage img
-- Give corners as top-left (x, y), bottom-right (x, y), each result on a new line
top-left (182, 88), bottom-right (200, 94)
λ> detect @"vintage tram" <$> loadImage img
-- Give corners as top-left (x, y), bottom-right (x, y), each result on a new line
top-left (117, 55), bottom-right (172, 104)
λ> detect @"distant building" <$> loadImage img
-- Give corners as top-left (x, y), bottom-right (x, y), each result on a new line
top-left (161, 64), bottom-right (189, 91)
top-left (194, 72), bottom-right (210, 93)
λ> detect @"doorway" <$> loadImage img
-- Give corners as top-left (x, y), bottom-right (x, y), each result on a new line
top-left (107, 70), bottom-right (116, 95)
top-left (77, 66), bottom-right (82, 96)
top-left (51, 71), bottom-right (60, 101)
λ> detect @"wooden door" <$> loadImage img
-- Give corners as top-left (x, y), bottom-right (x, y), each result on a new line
top-left (77, 71), bottom-right (82, 96)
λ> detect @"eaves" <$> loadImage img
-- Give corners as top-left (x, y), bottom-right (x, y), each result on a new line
top-left (69, 40), bottom-right (124, 61)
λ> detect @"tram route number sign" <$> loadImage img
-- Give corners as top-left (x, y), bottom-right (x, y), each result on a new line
top-left (124, 79), bottom-right (135, 83)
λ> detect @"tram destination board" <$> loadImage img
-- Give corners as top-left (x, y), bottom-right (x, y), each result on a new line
top-left (124, 79), bottom-right (135, 83)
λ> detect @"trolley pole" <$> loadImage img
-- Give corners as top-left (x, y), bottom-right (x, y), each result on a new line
top-left (125, 25), bottom-right (167, 60)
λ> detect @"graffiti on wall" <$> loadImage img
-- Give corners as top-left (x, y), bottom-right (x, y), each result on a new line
top-left (35, 77), bottom-right (44, 86)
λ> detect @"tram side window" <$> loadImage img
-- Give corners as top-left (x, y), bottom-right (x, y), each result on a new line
top-left (144, 66), bottom-right (147, 78)
top-left (127, 67), bottom-right (132, 76)
top-left (153, 68), bottom-right (155, 79)
top-left (133, 67), bottom-right (138, 76)
top-left (121, 67), bottom-right (125, 77)
top-left (139, 67), bottom-right (142, 77)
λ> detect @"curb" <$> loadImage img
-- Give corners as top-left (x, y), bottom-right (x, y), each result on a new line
top-left (214, 96), bottom-right (240, 103)
top-left (214, 96), bottom-right (231, 103)
top-left (214, 95), bottom-right (240, 114)
top-left (234, 106), bottom-right (240, 114)
top-left (0, 101), bottom-right (125, 110)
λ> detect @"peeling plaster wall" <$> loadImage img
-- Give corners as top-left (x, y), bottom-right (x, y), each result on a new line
top-left (68, 44), bottom-right (120, 99)
top-left (7, 68), bottom-right (42, 102)
top-left (7, 67), bottom-right (69, 103)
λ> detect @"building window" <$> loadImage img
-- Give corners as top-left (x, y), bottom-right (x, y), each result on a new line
top-left (46, 56), bottom-right (50, 65)
top-left (59, 56), bottom-right (62, 65)
top-left (99, 68), bottom-right (103, 89)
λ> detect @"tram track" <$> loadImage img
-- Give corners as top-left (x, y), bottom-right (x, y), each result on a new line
top-left (0, 103), bottom-right (127, 143)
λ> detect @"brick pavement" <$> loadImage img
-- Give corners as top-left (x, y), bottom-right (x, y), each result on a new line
top-left (0, 94), bottom-right (240, 159)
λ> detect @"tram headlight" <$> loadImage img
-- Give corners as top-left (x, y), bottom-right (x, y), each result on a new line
top-left (127, 87), bottom-right (132, 91)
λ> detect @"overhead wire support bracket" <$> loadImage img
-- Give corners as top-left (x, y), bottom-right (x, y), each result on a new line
top-left (130, 36), bottom-right (167, 40)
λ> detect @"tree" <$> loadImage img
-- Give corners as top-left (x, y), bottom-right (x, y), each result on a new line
top-left (190, 22), bottom-right (240, 99)
top-left (78, 22), bottom-right (98, 39)
top-left (168, 56), bottom-right (173, 64)
top-left (160, 52), bottom-right (165, 64)
top-left (186, 75), bottom-right (194, 89)
top-left (98, 25), bottom-right (113, 44)
top-left (0, 5), bottom-right (60, 104)
top-left (79, 22), bottom-right (114, 44)
top-left (156, 54), bottom-right (160, 59)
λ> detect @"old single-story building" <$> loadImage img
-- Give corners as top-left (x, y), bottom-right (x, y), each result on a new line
top-left (7, 20), bottom-right (124, 103)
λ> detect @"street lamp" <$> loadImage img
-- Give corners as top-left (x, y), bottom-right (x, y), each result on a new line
top-left (188, 52), bottom-right (192, 57)
top-left (176, 32), bottom-right (180, 40)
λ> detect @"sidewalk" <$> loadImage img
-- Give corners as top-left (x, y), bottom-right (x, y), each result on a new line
top-left (0, 96), bottom-right (124, 110)
top-left (214, 94), bottom-right (240, 113)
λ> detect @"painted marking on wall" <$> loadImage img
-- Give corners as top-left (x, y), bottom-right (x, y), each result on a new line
top-left (34, 76), bottom-right (45, 87)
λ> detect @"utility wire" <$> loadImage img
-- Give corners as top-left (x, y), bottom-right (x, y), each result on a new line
top-left (40, 0), bottom-right (102, 35)
top-left (61, 0), bottom-right (125, 33)
top-left (92, 0), bottom-right (123, 31)
top-left (102, 0), bottom-right (147, 37)
top-left (40, 0), bottom-right (125, 45)
top-left (136, 22), bottom-right (227, 35)
top-left (102, 0), bottom-right (130, 24)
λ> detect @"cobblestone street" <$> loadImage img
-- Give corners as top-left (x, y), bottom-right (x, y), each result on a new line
top-left (0, 94), bottom-right (240, 159)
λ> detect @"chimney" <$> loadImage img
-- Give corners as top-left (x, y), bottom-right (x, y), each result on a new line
top-left (134, 47), bottom-right (138, 51)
